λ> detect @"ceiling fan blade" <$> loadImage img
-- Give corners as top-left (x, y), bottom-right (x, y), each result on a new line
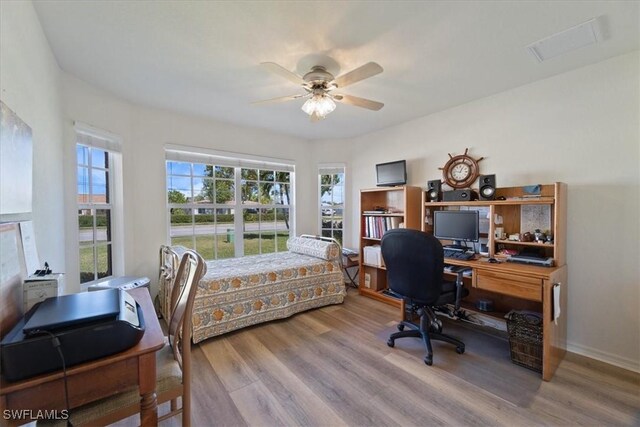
top-left (332, 62), bottom-right (383, 88)
top-left (251, 94), bottom-right (306, 105)
top-left (333, 94), bottom-right (384, 111)
top-left (260, 62), bottom-right (305, 85)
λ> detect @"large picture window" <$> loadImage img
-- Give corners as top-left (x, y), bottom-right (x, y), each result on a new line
top-left (166, 151), bottom-right (294, 260)
top-left (319, 166), bottom-right (345, 245)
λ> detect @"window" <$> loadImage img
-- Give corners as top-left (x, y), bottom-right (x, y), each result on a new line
top-left (166, 148), bottom-right (294, 260)
top-left (240, 168), bottom-right (291, 255)
top-left (167, 162), bottom-right (237, 259)
top-left (319, 166), bottom-right (345, 245)
top-left (76, 145), bottom-right (113, 284)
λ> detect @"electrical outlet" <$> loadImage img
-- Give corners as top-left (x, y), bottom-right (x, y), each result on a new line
top-left (364, 273), bottom-right (371, 288)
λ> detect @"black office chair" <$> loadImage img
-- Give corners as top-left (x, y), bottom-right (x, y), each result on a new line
top-left (381, 228), bottom-right (468, 365)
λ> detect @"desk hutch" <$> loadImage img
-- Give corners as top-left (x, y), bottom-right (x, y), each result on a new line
top-left (358, 183), bottom-right (567, 381)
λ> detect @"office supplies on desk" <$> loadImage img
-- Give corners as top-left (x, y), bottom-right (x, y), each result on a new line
top-left (0, 289), bottom-right (145, 381)
top-left (23, 273), bottom-right (64, 312)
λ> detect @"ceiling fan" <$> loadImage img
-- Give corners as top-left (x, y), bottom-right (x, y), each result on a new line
top-left (252, 61), bottom-right (384, 122)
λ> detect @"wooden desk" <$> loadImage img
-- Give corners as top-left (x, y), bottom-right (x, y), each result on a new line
top-left (0, 288), bottom-right (165, 426)
top-left (443, 257), bottom-right (567, 381)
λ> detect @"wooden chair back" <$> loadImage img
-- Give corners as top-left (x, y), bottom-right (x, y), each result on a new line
top-left (168, 249), bottom-right (206, 374)
top-left (159, 245), bottom-right (181, 319)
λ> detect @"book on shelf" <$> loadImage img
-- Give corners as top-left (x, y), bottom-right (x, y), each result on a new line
top-left (362, 210), bottom-right (404, 215)
top-left (363, 215), bottom-right (402, 239)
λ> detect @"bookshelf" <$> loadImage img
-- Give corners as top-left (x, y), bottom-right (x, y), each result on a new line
top-left (358, 186), bottom-right (422, 306)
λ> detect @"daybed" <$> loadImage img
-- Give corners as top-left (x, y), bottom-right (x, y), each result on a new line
top-left (159, 236), bottom-right (346, 343)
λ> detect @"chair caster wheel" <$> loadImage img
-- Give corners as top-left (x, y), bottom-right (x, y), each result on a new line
top-left (456, 346), bottom-right (465, 354)
top-left (387, 339), bottom-right (395, 347)
top-left (424, 357), bottom-right (433, 366)
top-left (397, 324), bottom-right (405, 331)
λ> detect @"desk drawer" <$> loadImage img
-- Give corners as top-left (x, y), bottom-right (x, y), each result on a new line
top-left (476, 270), bottom-right (542, 301)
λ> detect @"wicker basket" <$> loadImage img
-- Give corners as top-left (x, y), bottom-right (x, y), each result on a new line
top-left (506, 310), bottom-right (543, 373)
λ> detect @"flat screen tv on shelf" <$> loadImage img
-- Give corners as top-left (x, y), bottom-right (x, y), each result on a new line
top-left (376, 160), bottom-right (406, 187)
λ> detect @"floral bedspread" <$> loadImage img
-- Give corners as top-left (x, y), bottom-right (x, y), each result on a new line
top-left (190, 250), bottom-right (345, 343)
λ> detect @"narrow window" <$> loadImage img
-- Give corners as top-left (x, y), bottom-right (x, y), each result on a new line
top-left (77, 145), bottom-right (113, 283)
top-left (319, 166), bottom-right (345, 245)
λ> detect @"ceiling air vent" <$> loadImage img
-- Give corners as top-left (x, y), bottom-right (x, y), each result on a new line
top-left (527, 17), bottom-right (603, 62)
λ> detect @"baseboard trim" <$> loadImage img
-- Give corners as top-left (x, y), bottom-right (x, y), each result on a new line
top-left (567, 342), bottom-right (640, 373)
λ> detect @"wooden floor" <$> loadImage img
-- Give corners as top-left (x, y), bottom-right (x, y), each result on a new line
top-left (139, 288), bottom-right (639, 426)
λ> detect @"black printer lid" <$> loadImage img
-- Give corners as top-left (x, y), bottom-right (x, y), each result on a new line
top-left (23, 289), bottom-right (120, 334)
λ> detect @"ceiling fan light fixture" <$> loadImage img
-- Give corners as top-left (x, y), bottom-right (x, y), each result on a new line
top-left (301, 94), bottom-right (336, 118)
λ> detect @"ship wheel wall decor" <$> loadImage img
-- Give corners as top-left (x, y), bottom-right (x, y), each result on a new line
top-left (439, 148), bottom-right (484, 189)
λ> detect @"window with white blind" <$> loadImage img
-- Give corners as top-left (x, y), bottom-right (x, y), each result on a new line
top-left (318, 165), bottom-right (345, 245)
top-left (75, 125), bottom-right (122, 285)
top-left (165, 146), bottom-right (295, 259)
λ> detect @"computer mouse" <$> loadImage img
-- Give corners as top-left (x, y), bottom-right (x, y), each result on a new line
top-left (488, 258), bottom-right (499, 263)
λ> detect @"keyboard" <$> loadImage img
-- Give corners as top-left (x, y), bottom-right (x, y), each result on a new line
top-left (443, 249), bottom-right (475, 260)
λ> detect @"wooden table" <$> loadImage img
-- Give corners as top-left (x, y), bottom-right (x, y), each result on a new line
top-left (0, 287), bottom-right (165, 426)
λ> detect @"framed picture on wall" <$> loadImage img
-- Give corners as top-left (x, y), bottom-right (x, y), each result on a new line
top-left (1, 100), bottom-right (33, 216)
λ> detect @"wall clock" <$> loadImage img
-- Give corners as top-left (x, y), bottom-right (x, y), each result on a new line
top-left (439, 148), bottom-right (484, 189)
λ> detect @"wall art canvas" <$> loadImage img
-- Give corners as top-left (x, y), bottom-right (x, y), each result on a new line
top-left (1, 101), bottom-right (33, 215)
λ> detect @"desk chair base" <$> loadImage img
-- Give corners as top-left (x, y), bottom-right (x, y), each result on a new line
top-left (387, 307), bottom-right (465, 366)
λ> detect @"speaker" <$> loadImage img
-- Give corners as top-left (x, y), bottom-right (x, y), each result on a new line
top-left (479, 174), bottom-right (496, 201)
top-left (426, 180), bottom-right (441, 202)
top-left (442, 189), bottom-right (478, 202)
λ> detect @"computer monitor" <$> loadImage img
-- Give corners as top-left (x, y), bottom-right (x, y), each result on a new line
top-left (433, 210), bottom-right (479, 248)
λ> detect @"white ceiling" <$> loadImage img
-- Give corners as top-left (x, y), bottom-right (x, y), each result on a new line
top-left (33, 1), bottom-right (639, 140)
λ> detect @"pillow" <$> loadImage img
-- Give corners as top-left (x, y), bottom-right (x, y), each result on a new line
top-left (286, 236), bottom-right (340, 261)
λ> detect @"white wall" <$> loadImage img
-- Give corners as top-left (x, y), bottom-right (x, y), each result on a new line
top-left (61, 74), bottom-right (314, 295)
top-left (0, 2), bottom-right (65, 277)
top-left (312, 51), bottom-right (640, 372)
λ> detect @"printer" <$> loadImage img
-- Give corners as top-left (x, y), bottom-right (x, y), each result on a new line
top-left (0, 289), bottom-right (145, 382)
